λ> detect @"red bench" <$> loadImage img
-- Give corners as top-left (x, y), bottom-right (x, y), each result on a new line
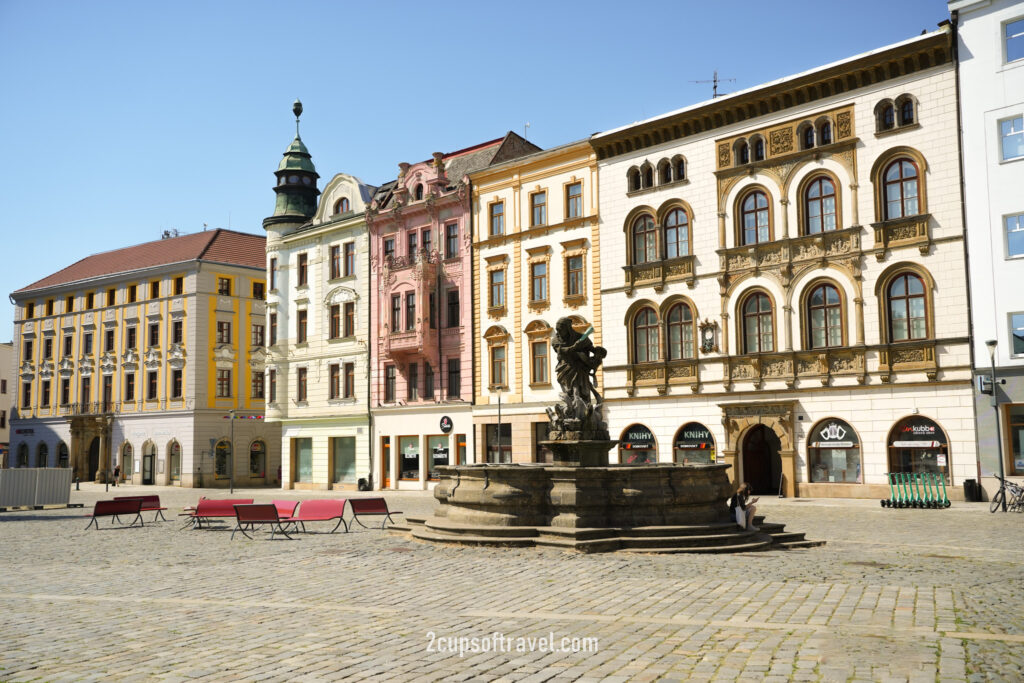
top-left (180, 498), bottom-right (254, 529)
top-left (232, 504), bottom-right (295, 540)
top-left (284, 499), bottom-right (348, 533)
top-left (85, 498), bottom-right (144, 530)
top-left (114, 495), bottom-right (168, 522)
top-left (349, 497), bottom-right (402, 529)
top-left (271, 499), bottom-right (299, 519)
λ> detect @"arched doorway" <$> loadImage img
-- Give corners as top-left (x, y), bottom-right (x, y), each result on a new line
top-left (142, 442), bottom-right (156, 485)
top-left (87, 438), bottom-right (100, 480)
top-left (742, 425), bottom-right (782, 495)
top-left (168, 441), bottom-right (181, 483)
top-left (122, 442), bottom-right (134, 481)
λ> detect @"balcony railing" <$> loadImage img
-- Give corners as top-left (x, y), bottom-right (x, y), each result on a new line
top-left (623, 254), bottom-right (696, 293)
top-left (725, 347), bottom-right (867, 388)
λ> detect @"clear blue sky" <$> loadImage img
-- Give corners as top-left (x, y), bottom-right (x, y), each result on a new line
top-left (0, 0), bottom-right (950, 343)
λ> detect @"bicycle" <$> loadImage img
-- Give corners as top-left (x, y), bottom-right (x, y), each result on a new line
top-left (989, 475), bottom-right (1024, 513)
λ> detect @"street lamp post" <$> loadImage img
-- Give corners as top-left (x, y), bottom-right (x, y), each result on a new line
top-left (986, 339), bottom-right (1006, 511)
top-left (228, 409), bottom-right (235, 495)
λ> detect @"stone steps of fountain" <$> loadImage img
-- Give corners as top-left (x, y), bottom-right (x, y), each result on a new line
top-left (622, 534), bottom-right (775, 554)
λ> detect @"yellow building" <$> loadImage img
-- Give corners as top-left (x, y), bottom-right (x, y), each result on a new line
top-left (9, 229), bottom-right (280, 487)
top-left (470, 140), bottom-right (602, 462)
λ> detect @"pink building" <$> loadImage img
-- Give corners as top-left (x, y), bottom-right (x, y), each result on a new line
top-left (367, 133), bottom-right (538, 489)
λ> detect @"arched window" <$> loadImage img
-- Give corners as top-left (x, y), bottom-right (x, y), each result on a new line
top-left (632, 215), bottom-right (657, 264)
top-left (122, 442), bottom-right (133, 476)
top-left (819, 121), bottom-right (833, 145)
top-left (742, 292), bottom-right (774, 354)
top-left (414, 184), bottom-right (424, 200)
top-left (674, 157), bottom-right (685, 180)
top-left (58, 442), bottom-right (69, 468)
top-left (37, 442), bottom-right (48, 467)
top-left (804, 176), bottom-right (837, 234)
top-left (738, 142), bottom-right (750, 165)
top-left (664, 208), bottom-right (689, 259)
top-left (17, 443), bottom-right (28, 467)
top-left (802, 125), bottom-right (815, 149)
top-left (633, 308), bottom-right (660, 363)
top-left (333, 197), bottom-right (350, 215)
top-left (883, 159), bottom-right (919, 219)
top-left (753, 138), bottom-right (765, 161)
top-left (900, 99), bottom-right (915, 125)
top-left (215, 439), bottom-right (231, 478)
top-left (250, 440), bottom-right (266, 478)
top-left (628, 169), bottom-right (641, 192)
top-left (658, 160), bottom-right (671, 184)
top-left (807, 283), bottom-right (843, 349)
top-left (642, 166), bottom-right (654, 188)
top-left (882, 105), bottom-right (895, 130)
top-left (169, 441), bottom-right (181, 481)
top-left (887, 273), bottom-right (927, 341)
top-left (740, 190), bottom-right (770, 245)
top-left (666, 303), bottom-right (695, 360)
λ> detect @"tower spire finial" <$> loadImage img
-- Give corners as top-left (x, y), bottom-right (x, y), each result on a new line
top-left (293, 98), bottom-right (303, 139)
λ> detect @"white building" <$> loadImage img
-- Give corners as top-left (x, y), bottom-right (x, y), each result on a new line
top-left (950, 0), bottom-right (1024, 497)
top-left (595, 27), bottom-right (975, 499)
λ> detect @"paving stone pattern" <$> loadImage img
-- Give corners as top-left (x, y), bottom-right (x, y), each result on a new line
top-left (0, 484), bottom-right (1022, 681)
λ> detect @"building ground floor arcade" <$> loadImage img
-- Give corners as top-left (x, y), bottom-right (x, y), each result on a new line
top-left (604, 383), bottom-right (976, 499)
top-left (8, 410), bottom-right (280, 488)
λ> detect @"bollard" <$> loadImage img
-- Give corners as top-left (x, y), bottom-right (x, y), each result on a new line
top-left (75, 476), bottom-right (80, 491)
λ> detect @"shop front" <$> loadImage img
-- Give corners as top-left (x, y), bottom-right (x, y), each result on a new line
top-left (618, 423), bottom-right (657, 464)
top-left (807, 418), bottom-right (861, 484)
top-left (887, 415), bottom-right (950, 482)
top-left (376, 406), bottom-right (472, 490)
top-left (673, 422), bottom-right (716, 464)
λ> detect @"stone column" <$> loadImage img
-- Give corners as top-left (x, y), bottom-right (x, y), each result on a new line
top-left (779, 198), bottom-right (790, 239)
top-left (780, 449), bottom-right (797, 498)
top-left (783, 304), bottom-right (794, 352)
top-left (849, 182), bottom-right (860, 226)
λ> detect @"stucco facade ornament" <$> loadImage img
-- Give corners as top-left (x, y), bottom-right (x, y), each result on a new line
top-left (144, 348), bottom-right (162, 370)
top-left (19, 360), bottom-right (35, 379)
top-left (58, 358), bottom-right (74, 377)
top-left (212, 345), bottom-right (234, 369)
top-left (78, 356), bottom-right (94, 376)
top-left (100, 352), bottom-right (117, 375)
top-left (167, 344), bottom-right (187, 370)
top-left (121, 348), bottom-right (139, 372)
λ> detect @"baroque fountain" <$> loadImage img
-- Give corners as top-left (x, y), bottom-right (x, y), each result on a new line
top-left (405, 318), bottom-right (817, 552)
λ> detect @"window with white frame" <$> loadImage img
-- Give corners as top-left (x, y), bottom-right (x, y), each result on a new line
top-left (1006, 17), bottom-right (1024, 63)
top-left (1006, 213), bottom-right (1024, 258)
top-left (1012, 312), bottom-right (1024, 356)
top-left (1001, 115), bottom-right (1024, 162)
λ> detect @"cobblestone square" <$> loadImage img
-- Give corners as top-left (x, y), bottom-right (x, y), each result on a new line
top-left (1, 485), bottom-right (1022, 681)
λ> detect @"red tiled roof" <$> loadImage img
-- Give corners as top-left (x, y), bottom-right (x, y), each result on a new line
top-left (14, 229), bottom-right (266, 293)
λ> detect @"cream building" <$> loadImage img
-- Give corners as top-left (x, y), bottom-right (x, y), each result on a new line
top-left (0, 341), bottom-right (12, 466)
top-left (595, 28), bottom-right (975, 499)
top-left (8, 229), bottom-right (279, 486)
top-left (471, 140), bottom-right (602, 462)
top-left (263, 103), bottom-right (376, 490)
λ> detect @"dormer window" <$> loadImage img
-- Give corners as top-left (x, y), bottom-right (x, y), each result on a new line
top-left (288, 175), bottom-right (299, 184)
top-left (414, 184), bottom-right (424, 201)
top-left (333, 197), bottom-right (350, 215)
top-left (302, 176), bottom-right (312, 185)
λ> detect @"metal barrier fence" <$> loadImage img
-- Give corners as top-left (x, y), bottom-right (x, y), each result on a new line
top-left (881, 472), bottom-right (950, 509)
top-left (0, 469), bottom-right (73, 508)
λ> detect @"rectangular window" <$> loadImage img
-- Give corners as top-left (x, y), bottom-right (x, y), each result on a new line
top-left (297, 310), bottom-right (307, 343)
top-left (0, 379), bottom-right (5, 393)
top-left (171, 321), bottom-right (182, 345)
top-left (83, 333), bottom-right (93, 355)
top-left (216, 369), bottom-right (231, 398)
top-left (294, 437), bottom-right (312, 482)
top-left (399, 435), bottom-right (420, 481)
top-left (80, 376), bottom-right (91, 405)
top-left (128, 285), bottom-right (137, 303)
top-left (408, 362), bottom-right (418, 401)
top-left (149, 322), bottom-right (160, 347)
top-left (383, 237), bottom-right (395, 260)
top-left (407, 230), bottom-right (418, 257)
top-left (217, 278), bottom-right (231, 296)
top-left (405, 292), bottom-right (416, 331)
top-left (531, 191), bottom-right (547, 226)
top-left (22, 382), bottom-right (31, 408)
top-left (63, 335), bottom-right (72, 357)
top-left (489, 202), bottom-right (504, 237)
top-left (147, 371), bottom-right (158, 400)
top-left (344, 302), bottom-right (355, 337)
top-left (297, 253), bottom-right (308, 286)
top-left (566, 182), bottom-right (582, 218)
top-left (174, 276), bottom-right (184, 295)
top-left (486, 423), bottom-right (512, 464)
top-left (41, 380), bottom-right (51, 407)
top-left (0, 411), bottom-right (5, 429)
top-left (344, 242), bottom-right (355, 276)
top-left (171, 369), bottom-right (182, 399)
top-left (448, 358), bottom-right (461, 399)
top-left (567, 255), bottom-right (584, 297)
top-left (344, 362), bottom-right (354, 398)
top-left (1008, 213), bottom-right (1024, 258)
top-left (445, 223), bottom-right (458, 258)
top-left (215, 321), bottom-right (231, 345)
top-left (23, 338), bottom-right (32, 360)
top-left (330, 245), bottom-right (341, 279)
top-left (424, 363), bottom-right (434, 399)
top-left (106, 289), bottom-right (114, 306)
top-left (447, 289), bottom-right (460, 327)
top-left (532, 341), bottom-right (549, 384)
top-left (269, 313), bottom-right (277, 345)
top-left (104, 329), bottom-right (115, 352)
top-left (268, 369), bottom-right (276, 402)
top-left (46, 299), bottom-right (54, 316)
top-left (531, 262), bottom-right (548, 302)
top-left (150, 281), bottom-right (160, 299)
top-left (125, 373), bottom-right (136, 401)
top-left (428, 434), bottom-right (449, 480)
top-left (127, 326), bottom-right (138, 349)
top-left (296, 367), bottom-right (307, 401)
top-left (329, 363), bottom-right (340, 399)
top-left (422, 229), bottom-right (432, 253)
top-left (42, 337), bottom-right (52, 360)
top-left (332, 436), bottom-right (357, 484)
top-left (1002, 115), bottom-right (1024, 161)
top-left (84, 292), bottom-right (93, 310)
top-left (269, 258), bottom-right (277, 290)
top-left (385, 365), bottom-right (396, 402)
top-left (252, 282), bottom-right (265, 299)
top-left (65, 295), bottom-right (74, 313)
top-left (60, 379), bottom-right (70, 405)
top-left (1007, 17), bottom-right (1024, 63)
top-left (490, 346), bottom-right (506, 387)
top-left (329, 304), bottom-right (341, 339)
top-left (489, 270), bottom-right (505, 307)
top-left (251, 323), bottom-right (265, 347)
top-left (25, 302), bottom-right (34, 319)
top-left (391, 294), bottom-right (401, 332)
top-left (1012, 313), bottom-right (1024, 356)
top-left (429, 292), bottom-right (437, 329)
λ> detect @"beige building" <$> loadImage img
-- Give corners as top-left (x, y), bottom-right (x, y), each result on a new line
top-left (471, 140), bottom-right (602, 462)
top-left (8, 229), bottom-right (279, 486)
top-left (0, 341), bottom-right (12, 466)
top-left (595, 28), bottom-right (974, 498)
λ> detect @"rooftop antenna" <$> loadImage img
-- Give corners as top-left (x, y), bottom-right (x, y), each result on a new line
top-left (293, 98), bottom-right (303, 139)
top-left (691, 70), bottom-right (735, 99)
top-left (524, 122), bottom-right (530, 139)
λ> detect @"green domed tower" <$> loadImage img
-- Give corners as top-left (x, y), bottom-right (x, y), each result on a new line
top-left (263, 99), bottom-right (320, 231)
